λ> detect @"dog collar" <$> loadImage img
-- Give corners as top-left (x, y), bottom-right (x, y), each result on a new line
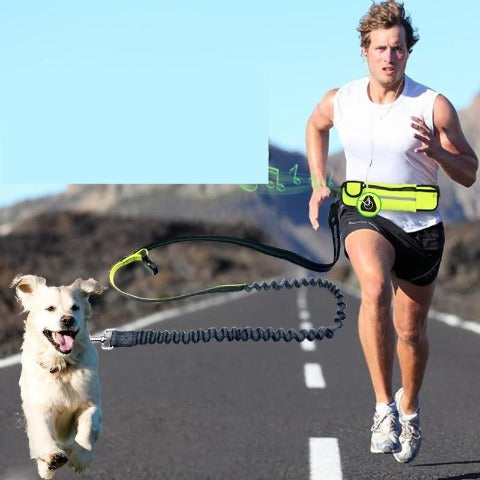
top-left (38, 361), bottom-right (73, 374)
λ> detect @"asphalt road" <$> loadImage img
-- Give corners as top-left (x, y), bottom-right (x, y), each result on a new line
top-left (1, 282), bottom-right (479, 480)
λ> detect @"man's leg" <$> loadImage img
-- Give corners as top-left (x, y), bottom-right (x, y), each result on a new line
top-left (345, 229), bottom-right (401, 453)
top-left (392, 278), bottom-right (435, 463)
top-left (345, 229), bottom-right (396, 404)
top-left (392, 278), bottom-right (436, 414)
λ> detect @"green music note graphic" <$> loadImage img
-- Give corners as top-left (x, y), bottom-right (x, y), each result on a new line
top-left (240, 184), bottom-right (258, 192)
top-left (289, 164), bottom-right (301, 185)
top-left (267, 167), bottom-right (286, 192)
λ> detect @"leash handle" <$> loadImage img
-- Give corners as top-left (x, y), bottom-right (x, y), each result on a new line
top-left (109, 248), bottom-right (246, 303)
top-left (109, 199), bottom-right (341, 303)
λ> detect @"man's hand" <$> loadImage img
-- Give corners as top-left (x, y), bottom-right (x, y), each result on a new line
top-left (309, 186), bottom-right (331, 230)
top-left (411, 98), bottom-right (478, 187)
top-left (411, 116), bottom-right (442, 159)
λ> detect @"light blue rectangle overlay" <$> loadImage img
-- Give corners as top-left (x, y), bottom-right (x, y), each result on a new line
top-left (0, 2), bottom-right (268, 184)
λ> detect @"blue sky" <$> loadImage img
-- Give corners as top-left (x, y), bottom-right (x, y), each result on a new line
top-left (0, 0), bottom-right (479, 206)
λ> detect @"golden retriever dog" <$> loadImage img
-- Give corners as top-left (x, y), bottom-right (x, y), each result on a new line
top-left (12, 275), bottom-right (104, 479)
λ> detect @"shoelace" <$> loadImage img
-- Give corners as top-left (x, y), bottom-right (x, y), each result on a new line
top-left (399, 417), bottom-right (421, 440)
top-left (371, 411), bottom-right (398, 434)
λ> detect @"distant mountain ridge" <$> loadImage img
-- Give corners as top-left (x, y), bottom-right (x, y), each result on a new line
top-left (0, 163), bottom-right (337, 263)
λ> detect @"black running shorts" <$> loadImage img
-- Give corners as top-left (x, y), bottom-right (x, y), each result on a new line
top-left (339, 207), bottom-right (445, 286)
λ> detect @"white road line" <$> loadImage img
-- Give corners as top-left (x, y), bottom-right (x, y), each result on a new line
top-left (300, 340), bottom-right (317, 352)
top-left (304, 363), bottom-right (326, 388)
top-left (299, 309), bottom-right (311, 321)
top-left (298, 285), bottom-right (314, 351)
top-left (300, 321), bottom-right (313, 330)
top-left (430, 310), bottom-right (480, 335)
top-left (301, 289), bottom-right (343, 479)
top-left (0, 353), bottom-right (21, 369)
top-left (297, 288), bottom-right (308, 310)
top-left (300, 320), bottom-right (316, 351)
top-left (309, 437), bottom-right (343, 480)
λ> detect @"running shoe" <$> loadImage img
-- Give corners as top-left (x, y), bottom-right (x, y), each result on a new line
top-left (370, 402), bottom-right (401, 453)
top-left (393, 388), bottom-right (422, 463)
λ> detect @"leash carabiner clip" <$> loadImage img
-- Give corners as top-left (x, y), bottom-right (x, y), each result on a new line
top-left (140, 249), bottom-right (159, 275)
top-left (90, 329), bottom-right (114, 350)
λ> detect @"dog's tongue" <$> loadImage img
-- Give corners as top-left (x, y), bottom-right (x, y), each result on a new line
top-left (53, 332), bottom-right (74, 352)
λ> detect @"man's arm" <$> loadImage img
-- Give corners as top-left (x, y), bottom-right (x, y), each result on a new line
top-left (412, 94), bottom-right (478, 187)
top-left (306, 88), bottom-right (338, 230)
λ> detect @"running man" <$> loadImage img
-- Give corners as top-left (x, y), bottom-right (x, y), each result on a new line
top-left (306, 0), bottom-right (477, 463)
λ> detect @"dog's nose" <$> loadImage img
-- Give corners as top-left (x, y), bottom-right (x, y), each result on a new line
top-left (60, 316), bottom-right (75, 329)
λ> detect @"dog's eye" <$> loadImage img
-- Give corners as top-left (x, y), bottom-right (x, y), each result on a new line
top-left (46, 306), bottom-right (56, 312)
top-left (71, 304), bottom-right (80, 311)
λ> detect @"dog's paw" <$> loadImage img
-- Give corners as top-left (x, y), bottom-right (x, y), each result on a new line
top-left (36, 452), bottom-right (68, 479)
top-left (68, 447), bottom-right (94, 473)
top-left (48, 452), bottom-right (68, 470)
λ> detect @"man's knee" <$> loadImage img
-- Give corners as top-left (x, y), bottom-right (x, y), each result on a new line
top-left (360, 278), bottom-right (392, 310)
top-left (395, 323), bottom-right (427, 347)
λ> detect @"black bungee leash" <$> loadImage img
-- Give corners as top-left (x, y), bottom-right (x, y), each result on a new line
top-left (92, 196), bottom-right (346, 349)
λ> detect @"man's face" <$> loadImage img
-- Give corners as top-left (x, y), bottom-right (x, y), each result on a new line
top-left (363, 25), bottom-right (409, 88)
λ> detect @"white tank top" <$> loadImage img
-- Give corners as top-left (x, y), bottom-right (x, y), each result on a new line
top-left (333, 75), bottom-right (441, 232)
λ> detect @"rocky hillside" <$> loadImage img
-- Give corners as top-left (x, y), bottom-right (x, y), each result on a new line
top-left (434, 220), bottom-right (480, 320)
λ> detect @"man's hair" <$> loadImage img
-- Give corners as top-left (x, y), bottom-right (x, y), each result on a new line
top-left (358, 0), bottom-right (419, 53)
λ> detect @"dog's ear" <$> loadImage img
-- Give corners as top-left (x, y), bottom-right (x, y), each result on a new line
top-left (11, 275), bottom-right (47, 310)
top-left (69, 278), bottom-right (106, 298)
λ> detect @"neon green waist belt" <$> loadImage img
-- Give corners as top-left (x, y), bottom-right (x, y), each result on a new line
top-left (341, 181), bottom-right (440, 217)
